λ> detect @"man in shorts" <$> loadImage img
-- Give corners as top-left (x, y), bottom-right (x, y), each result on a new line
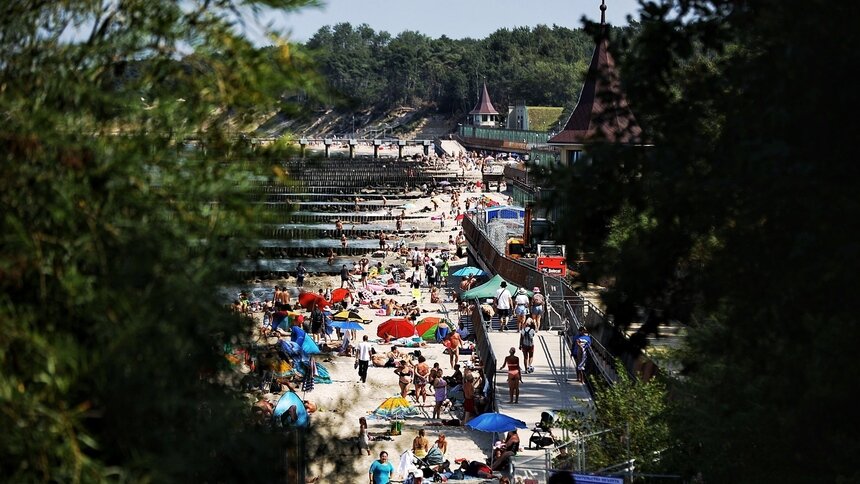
top-left (531, 287), bottom-right (545, 331)
top-left (494, 281), bottom-right (513, 331)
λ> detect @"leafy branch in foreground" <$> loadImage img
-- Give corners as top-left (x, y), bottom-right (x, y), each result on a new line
top-left (0, 1), bottom-right (327, 481)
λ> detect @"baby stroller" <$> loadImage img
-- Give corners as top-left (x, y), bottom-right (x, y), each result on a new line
top-left (412, 445), bottom-right (446, 482)
top-left (528, 411), bottom-right (556, 449)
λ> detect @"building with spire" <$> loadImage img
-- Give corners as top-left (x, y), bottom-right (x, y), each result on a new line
top-left (469, 82), bottom-right (500, 127)
top-left (548, 0), bottom-right (643, 165)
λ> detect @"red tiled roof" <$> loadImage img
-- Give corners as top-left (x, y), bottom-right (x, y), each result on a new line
top-left (469, 83), bottom-right (499, 115)
top-left (548, 35), bottom-right (642, 145)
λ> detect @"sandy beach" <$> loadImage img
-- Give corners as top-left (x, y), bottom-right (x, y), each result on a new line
top-left (235, 157), bottom-right (516, 482)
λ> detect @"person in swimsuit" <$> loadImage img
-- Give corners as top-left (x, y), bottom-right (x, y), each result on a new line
top-left (499, 348), bottom-right (523, 404)
top-left (432, 370), bottom-right (448, 419)
top-left (415, 356), bottom-right (430, 405)
top-left (396, 359), bottom-right (413, 398)
top-left (412, 429), bottom-right (429, 458)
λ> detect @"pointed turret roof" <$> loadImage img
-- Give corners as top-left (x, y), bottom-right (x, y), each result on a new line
top-left (549, 1), bottom-right (641, 145)
top-left (469, 83), bottom-right (499, 115)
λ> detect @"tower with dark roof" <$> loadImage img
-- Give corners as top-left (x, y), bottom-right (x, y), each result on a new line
top-left (469, 82), bottom-right (499, 127)
top-left (548, 0), bottom-right (643, 164)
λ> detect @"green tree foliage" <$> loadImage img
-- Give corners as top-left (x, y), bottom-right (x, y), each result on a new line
top-left (559, 367), bottom-right (670, 476)
top-left (303, 23), bottom-right (598, 114)
top-left (0, 0), bottom-right (326, 481)
top-left (549, 1), bottom-right (860, 481)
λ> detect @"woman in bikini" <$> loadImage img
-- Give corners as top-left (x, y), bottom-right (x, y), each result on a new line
top-left (499, 347), bottom-right (523, 404)
top-left (412, 428), bottom-right (430, 458)
top-left (396, 359), bottom-right (413, 399)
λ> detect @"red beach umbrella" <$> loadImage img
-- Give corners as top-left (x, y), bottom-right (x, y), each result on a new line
top-left (455, 213), bottom-right (465, 221)
top-left (330, 288), bottom-right (351, 304)
top-left (298, 291), bottom-right (329, 311)
top-left (377, 318), bottom-right (415, 339)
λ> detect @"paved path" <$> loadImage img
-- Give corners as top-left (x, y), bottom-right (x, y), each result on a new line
top-left (485, 328), bottom-right (591, 464)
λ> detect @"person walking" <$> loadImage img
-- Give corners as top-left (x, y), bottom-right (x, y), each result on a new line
top-left (519, 319), bottom-right (536, 373)
top-left (446, 330), bottom-right (462, 369)
top-left (499, 348), bottom-right (523, 404)
top-left (310, 305), bottom-right (324, 343)
top-left (357, 416), bottom-right (371, 456)
top-left (340, 264), bottom-right (351, 288)
top-left (356, 335), bottom-right (372, 383)
top-left (514, 287), bottom-right (530, 331)
top-left (494, 281), bottom-right (513, 331)
top-left (530, 287), bottom-right (544, 331)
top-left (295, 262), bottom-right (307, 288)
top-left (440, 259), bottom-right (449, 286)
top-left (369, 451), bottom-right (394, 484)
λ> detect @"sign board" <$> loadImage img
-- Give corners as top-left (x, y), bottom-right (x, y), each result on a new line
top-left (567, 473), bottom-right (624, 484)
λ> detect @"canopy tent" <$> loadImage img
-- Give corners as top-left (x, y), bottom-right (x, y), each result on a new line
top-left (461, 274), bottom-right (533, 300)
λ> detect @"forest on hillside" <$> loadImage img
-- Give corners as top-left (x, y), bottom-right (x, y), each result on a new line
top-left (294, 22), bottom-right (637, 117)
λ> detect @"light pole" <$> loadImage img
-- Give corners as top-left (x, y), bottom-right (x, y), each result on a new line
top-left (352, 115), bottom-right (355, 139)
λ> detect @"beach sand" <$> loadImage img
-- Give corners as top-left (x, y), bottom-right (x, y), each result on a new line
top-left (239, 160), bottom-right (515, 482)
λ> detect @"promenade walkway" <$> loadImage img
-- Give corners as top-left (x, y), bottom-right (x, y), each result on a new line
top-left (486, 330), bottom-right (591, 461)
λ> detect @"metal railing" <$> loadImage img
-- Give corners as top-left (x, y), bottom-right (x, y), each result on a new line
top-left (462, 214), bottom-right (645, 382)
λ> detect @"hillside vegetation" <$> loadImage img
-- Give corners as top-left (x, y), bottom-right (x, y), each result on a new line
top-left (258, 22), bottom-right (638, 137)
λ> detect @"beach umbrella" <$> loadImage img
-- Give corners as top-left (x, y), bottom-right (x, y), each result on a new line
top-left (333, 309), bottom-right (370, 323)
top-left (453, 266), bottom-right (485, 277)
top-left (438, 180), bottom-right (451, 186)
top-left (372, 396), bottom-right (419, 420)
top-left (378, 318), bottom-right (415, 339)
top-left (455, 213), bottom-right (465, 221)
top-left (466, 412), bottom-right (527, 433)
top-left (330, 288), bottom-right (351, 303)
top-left (415, 317), bottom-right (443, 341)
top-left (330, 321), bottom-right (364, 330)
top-left (298, 291), bottom-right (329, 311)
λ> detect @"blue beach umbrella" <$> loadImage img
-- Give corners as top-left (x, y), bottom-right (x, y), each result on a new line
top-left (453, 266), bottom-right (485, 277)
top-left (330, 321), bottom-right (364, 330)
top-left (466, 412), bottom-right (527, 433)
